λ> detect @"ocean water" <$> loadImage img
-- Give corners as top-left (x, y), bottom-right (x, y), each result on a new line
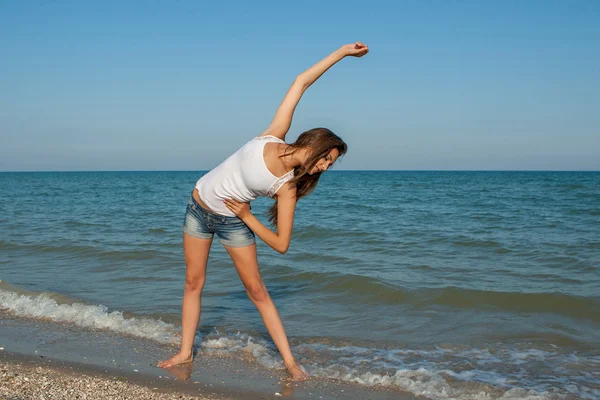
top-left (1, 171), bottom-right (599, 399)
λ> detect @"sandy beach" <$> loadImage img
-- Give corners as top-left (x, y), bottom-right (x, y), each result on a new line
top-left (1, 352), bottom-right (231, 400)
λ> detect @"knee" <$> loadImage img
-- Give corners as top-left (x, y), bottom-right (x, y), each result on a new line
top-left (245, 281), bottom-right (268, 303)
top-left (184, 274), bottom-right (206, 294)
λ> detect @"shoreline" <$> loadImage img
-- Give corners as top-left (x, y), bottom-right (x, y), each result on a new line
top-left (0, 349), bottom-right (418, 400)
top-left (0, 314), bottom-right (418, 400)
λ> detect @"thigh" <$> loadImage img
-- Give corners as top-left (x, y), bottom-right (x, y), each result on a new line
top-left (223, 244), bottom-right (262, 286)
top-left (183, 233), bottom-right (212, 280)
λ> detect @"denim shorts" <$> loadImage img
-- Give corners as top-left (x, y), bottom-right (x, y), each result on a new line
top-left (182, 192), bottom-right (256, 247)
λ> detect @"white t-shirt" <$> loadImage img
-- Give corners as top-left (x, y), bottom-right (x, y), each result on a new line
top-left (195, 135), bottom-right (295, 217)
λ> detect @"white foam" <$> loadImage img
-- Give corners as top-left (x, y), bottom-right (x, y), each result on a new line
top-left (0, 289), bottom-right (178, 344)
top-left (308, 364), bottom-right (558, 399)
top-left (200, 333), bottom-right (283, 369)
top-left (293, 343), bottom-right (597, 399)
top-left (201, 337), bottom-right (239, 349)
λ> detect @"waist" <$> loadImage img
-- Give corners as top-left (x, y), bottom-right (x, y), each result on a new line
top-left (191, 188), bottom-right (238, 219)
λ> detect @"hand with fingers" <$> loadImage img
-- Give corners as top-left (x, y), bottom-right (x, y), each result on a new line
top-left (341, 42), bottom-right (369, 58)
top-left (223, 198), bottom-right (251, 219)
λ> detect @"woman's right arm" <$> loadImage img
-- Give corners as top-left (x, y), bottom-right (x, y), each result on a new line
top-left (223, 183), bottom-right (298, 254)
top-left (261, 42), bottom-right (369, 141)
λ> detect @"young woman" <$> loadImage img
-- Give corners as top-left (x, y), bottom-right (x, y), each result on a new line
top-left (158, 42), bottom-right (369, 380)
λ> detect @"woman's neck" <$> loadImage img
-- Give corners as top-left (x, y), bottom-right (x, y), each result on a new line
top-left (279, 144), bottom-right (309, 170)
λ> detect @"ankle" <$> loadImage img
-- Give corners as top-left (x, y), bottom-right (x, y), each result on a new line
top-left (180, 349), bottom-right (194, 358)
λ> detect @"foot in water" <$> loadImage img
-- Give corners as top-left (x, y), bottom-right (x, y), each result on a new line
top-left (157, 351), bottom-right (193, 368)
top-left (165, 363), bottom-right (193, 381)
top-left (286, 362), bottom-right (309, 381)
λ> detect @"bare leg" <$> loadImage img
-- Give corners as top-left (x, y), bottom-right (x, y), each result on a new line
top-left (224, 244), bottom-right (309, 381)
top-left (158, 233), bottom-right (212, 368)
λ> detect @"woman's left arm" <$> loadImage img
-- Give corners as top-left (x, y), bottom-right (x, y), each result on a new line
top-left (223, 184), bottom-right (297, 254)
top-left (262, 42), bottom-right (369, 141)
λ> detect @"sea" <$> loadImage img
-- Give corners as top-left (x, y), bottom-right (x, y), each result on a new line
top-left (1, 171), bottom-right (599, 399)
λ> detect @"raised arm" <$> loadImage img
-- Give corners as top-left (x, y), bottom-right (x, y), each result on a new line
top-left (261, 42), bottom-right (369, 141)
top-left (223, 183), bottom-right (297, 254)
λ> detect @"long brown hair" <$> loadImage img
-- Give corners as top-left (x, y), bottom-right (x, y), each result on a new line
top-left (268, 127), bottom-right (347, 225)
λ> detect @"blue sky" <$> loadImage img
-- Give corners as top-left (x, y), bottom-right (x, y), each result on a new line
top-left (1, 0), bottom-right (599, 171)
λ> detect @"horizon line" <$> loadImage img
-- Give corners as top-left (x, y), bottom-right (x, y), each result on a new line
top-left (1, 169), bottom-right (599, 173)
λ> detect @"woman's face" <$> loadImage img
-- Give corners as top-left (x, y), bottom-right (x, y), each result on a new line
top-left (308, 148), bottom-right (340, 175)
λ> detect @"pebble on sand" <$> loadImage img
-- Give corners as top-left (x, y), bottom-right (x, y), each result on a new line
top-left (0, 360), bottom-right (232, 400)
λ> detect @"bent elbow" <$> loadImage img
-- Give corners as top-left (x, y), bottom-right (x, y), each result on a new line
top-left (294, 75), bottom-right (309, 90)
top-left (277, 243), bottom-right (290, 255)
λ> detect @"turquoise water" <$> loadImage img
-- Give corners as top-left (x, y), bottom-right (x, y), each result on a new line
top-left (1, 171), bottom-right (599, 399)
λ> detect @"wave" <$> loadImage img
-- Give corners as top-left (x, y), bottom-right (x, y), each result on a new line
top-left (452, 238), bottom-right (505, 248)
top-left (419, 286), bottom-right (600, 321)
top-left (0, 284), bottom-right (178, 344)
top-left (63, 220), bottom-right (110, 228)
top-left (148, 227), bottom-right (167, 234)
top-left (0, 241), bottom-right (174, 261)
top-left (267, 269), bottom-right (600, 320)
top-left (293, 225), bottom-right (369, 240)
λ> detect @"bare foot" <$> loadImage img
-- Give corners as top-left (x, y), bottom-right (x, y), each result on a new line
top-left (286, 362), bottom-right (309, 381)
top-left (157, 351), bottom-right (193, 368)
